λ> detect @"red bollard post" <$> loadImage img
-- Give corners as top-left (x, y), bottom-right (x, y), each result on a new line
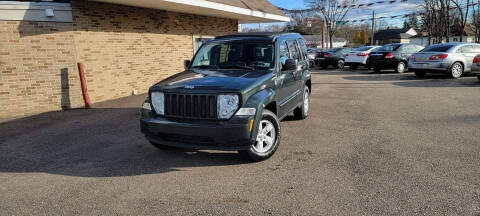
top-left (77, 62), bottom-right (92, 109)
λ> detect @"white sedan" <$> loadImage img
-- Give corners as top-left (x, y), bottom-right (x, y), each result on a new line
top-left (345, 46), bottom-right (381, 70)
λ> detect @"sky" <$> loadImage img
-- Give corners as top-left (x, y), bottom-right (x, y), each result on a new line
top-left (243, 0), bottom-right (424, 30)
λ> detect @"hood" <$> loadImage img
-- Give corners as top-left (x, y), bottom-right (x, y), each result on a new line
top-left (151, 69), bottom-right (274, 93)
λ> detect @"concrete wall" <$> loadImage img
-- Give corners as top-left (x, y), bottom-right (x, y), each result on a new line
top-left (0, 0), bottom-right (238, 121)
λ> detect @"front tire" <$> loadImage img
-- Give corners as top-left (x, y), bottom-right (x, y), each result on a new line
top-left (294, 86), bottom-right (310, 120)
top-left (239, 110), bottom-right (280, 161)
top-left (450, 62), bottom-right (463, 79)
top-left (395, 62), bottom-right (406, 73)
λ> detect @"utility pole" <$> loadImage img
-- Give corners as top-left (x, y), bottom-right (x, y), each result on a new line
top-left (371, 11), bottom-right (375, 45)
top-left (322, 19), bottom-right (326, 49)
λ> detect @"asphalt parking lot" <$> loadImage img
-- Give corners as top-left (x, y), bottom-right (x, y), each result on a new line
top-left (1, 69), bottom-right (480, 215)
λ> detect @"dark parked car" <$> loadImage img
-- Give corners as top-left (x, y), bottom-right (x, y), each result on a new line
top-left (368, 43), bottom-right (424, 73)
top-left (307, 48), bottom-right (324, 67)
top-left (315, 47), bottom-right (353, 69)
top-left (140, 32), bottom-right (312, 161)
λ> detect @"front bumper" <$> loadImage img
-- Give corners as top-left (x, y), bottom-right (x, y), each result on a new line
top-left (140, 114), bottom-right (254, 150)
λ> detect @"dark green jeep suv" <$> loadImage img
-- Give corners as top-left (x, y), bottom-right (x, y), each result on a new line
top-left (140, 33), bottom-right (311, 161)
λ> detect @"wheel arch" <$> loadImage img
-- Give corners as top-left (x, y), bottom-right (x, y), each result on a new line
top-left (305, 79), bottom-right (312, 94)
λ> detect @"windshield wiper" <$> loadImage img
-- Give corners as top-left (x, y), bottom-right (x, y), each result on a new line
top-left (191, 65), bottom-right (218, 69)
top-left (220, 65), bottom-right (255, 70)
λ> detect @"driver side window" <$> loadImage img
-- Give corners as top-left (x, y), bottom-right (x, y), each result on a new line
top-left (280, 40), bottom-right (290, 67)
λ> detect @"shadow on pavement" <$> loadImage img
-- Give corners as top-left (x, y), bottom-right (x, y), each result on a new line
top-left (0, 95), bottom-right (248, 178)
top-left (341, 72), bottom-right (480, 87)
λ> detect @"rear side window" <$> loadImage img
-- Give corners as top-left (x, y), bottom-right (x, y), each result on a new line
top-left (287, 40), bottom-right (301, 61)
top-left (379, 44), bottom-right (401, 51)
top-left (459, 45), bottom-right (474, 53)
top-left (422, 44), bottom-right (455, 52)
top-left (473, 45), bottom-right (480, 53)
top-left (297, 38), bottom-right (308, 60)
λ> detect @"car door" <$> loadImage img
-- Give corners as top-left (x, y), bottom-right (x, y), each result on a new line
top-left (459, 45), bottom-right (476, 72)
top-left (277, 39), bottom-right (302, 118)
top-left (276, 39), bottom-right (297, 118)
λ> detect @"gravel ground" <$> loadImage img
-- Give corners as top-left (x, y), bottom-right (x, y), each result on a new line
top-left (1, 69), bottom-right (480, 215)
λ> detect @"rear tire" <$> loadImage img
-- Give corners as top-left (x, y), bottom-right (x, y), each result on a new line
top-left (449, 62), bottom-right (463, 79)
top-left (149, 141), bottom-right (179, 150)
top-left (294, 86), bottom-right (310, 120)
top-left (414, 71), bottom-right (426, 78)
top-left (374, 66), bottom-right (382, 73)
top-left (395, 62), bottom-right (406, 73)
top-left (336, 59), bottom-right (345, 69)
top-left (239, 110), bottom-right (280, 161)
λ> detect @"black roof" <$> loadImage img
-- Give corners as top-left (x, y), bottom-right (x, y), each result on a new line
top-left (215, 32), bottom-right (301, 41)
top-left (374, 28), bottom-right (413, 40)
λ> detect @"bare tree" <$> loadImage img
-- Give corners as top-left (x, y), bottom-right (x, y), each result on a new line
top-left (422, 0), bottom-right (452, 44)
top-left (472, 0), bottom-right (480, 42)
top-left (451, 0), bottom-right (472, 42)
top-left (305, 0), bottom-right (357, 48)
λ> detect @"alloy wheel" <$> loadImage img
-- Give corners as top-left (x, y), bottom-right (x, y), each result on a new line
top-left (254, 120), bottom-right (276, 153)
top-left (451, 63), bottom-right (463, 78)
top-left (304, 89), bottom-right (309, 115)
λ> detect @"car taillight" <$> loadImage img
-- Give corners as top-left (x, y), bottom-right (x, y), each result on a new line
top-left (410, 55), bottom-right (415, 60)
top-left (473, 56), bottom-right (480, 63)
top-left (429, 54), bottom-right (448, 61)
top-left (324, 53), bottom-right (331, 57)
top-left (385, 52), bottom-right (394, 59)
top-left (357, 52), bottom-right (368, 56)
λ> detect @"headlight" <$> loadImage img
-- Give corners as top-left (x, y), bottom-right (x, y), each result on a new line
top-left (217, 94), bottom-right (239, 119)
top-left (151, 92), bottom-right (164, 115)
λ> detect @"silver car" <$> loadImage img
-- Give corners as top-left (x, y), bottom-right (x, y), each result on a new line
top-left (471, 54), bottom-right (480, 81)
top-left (409, 43), bottom-right (480, 79)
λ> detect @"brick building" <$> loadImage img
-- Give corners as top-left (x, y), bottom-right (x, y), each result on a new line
top-left (0, 0), bottom-right (288, 121)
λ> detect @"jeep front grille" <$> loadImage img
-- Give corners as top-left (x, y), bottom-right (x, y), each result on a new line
top-left (164, 93), bottom-right (217, 120)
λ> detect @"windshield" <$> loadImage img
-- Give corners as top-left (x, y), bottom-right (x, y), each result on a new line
top-left (354, 46), bottom-right (374, 51)
top-left (328, 48), bottom-right (342, 52)
top-left (191, 41), bottom-right (275, 70)
top-left (421, 44), bottom-right (455, 52)
top-left (378, 44), bottom-right (401, 52)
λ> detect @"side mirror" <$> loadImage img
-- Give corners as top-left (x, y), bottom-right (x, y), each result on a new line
top-left (283, 59), bottom-right (298, 71)
top-left (184, 60), bottom-right (191, 70)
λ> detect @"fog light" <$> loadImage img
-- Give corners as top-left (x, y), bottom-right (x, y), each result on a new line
top-left (235, 108), bottom-right (256, 116)
top-left (142, 102), bottom-right (151, 110)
